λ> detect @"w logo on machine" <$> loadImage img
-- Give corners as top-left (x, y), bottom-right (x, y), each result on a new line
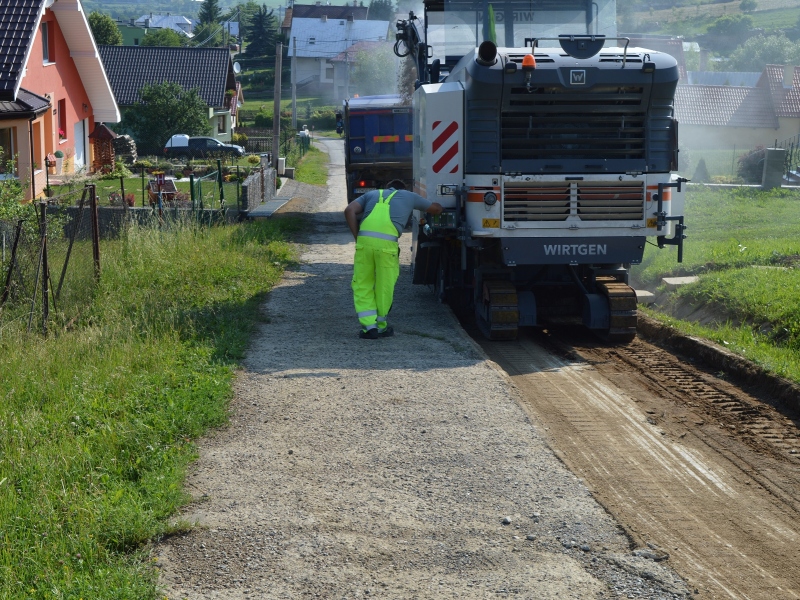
top-left (432, 120), bottom-right (459, 173)
top-left (570, 70), bottom-right (586, 85)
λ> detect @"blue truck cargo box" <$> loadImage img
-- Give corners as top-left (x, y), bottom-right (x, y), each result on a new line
top-left (345, 95), bottom-right (413, 163)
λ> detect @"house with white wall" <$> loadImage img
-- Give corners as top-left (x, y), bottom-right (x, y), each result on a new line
top-left (288, 16), bottom-right (389, 100)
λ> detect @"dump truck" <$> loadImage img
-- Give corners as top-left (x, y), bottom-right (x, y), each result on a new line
top-left (343, 95), bottom-right (414, 203)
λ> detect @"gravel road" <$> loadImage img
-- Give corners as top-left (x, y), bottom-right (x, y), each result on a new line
top-left (154, 139), bottom-right (691, 599)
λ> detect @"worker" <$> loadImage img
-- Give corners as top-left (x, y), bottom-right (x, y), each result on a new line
top-left (344, 188), bottom-right (443, 339)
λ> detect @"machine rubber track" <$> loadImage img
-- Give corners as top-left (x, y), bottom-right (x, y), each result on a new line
top-left (596, 277), bottom-right (638, 343)
top-left (477, 279), bottom-right (519, 341)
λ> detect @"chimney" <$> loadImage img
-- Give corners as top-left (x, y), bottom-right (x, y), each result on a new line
top-left (784, 65), bottom-right (794, 88)
top-left (321, 14), bottom-right (327, 22)
top-left (347, 14), bottom-right (354, 22)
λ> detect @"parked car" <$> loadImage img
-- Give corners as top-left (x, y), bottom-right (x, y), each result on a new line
top-left (164, 134), bottom-right (245, 158)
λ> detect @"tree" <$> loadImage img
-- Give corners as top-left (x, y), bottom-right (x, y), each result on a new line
top-left (191, 22), bottom-right (224, 47)
top-left (368, 0), bottom-right (394, 21)
top-left (705, 14), bottom-right (754, 54)
top-left (198, 0), bottom-right (222, 25)
top-left (724, 33), bottom-right (800, 72)
top-left (245, 5), bottom-right (278, 57)
top-left (141, 28), bottom-right (185, 47)
top-left (120, 82), bottom-right (210, 154)
top-left (740, 0), bottom-right (757, 12)
top-left (227, 2), bottom-right (260, 39)
top-left (88, 12), bottom-right (122, 46)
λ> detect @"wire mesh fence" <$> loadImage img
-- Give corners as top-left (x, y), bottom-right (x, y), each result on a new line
top-left (1, 185), bottom-right (99, 336)
top-left (1, 161), bottom-right (278, 337)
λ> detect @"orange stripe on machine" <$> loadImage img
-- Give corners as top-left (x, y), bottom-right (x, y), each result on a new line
top-left (373, 135), bottom-right (400, 142)
top-left (468, 187), bottom-right (500, 202)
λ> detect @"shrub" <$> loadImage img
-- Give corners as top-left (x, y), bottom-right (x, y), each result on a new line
top-left (693, 158), bottom-right (710, 183)
top-left (310, 108), bottom-right (337, 130)
top-left (97, 160), bottom-right (133, 180)
top-left (737, 145), bottom-right (765, 183)
top-left (232, 132), bottom-right (248, 145)
top-left (247, 155), bottom-right (261, 165)
top-left (54, 150), bottom-right (64, 158)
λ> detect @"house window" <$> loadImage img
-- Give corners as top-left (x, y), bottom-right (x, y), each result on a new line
top-left (0, 127), bottom-right (14, 174)
top-left (217, 116), bottom-right (226, 134)
top-left (309, 37), bottom-right (315, 44)
top-left (58, 99), bottom-right (67, 141)
top-left (134, 38), bottom-right (139, 45)
top-left (42, 22), bottom-right (55, 63)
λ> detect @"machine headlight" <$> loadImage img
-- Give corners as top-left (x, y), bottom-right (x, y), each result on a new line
top-left (484, 191), bottom-right (497, 206)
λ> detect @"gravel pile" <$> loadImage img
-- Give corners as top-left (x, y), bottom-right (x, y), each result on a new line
top-left (154, 140), bottom-right (691, 599)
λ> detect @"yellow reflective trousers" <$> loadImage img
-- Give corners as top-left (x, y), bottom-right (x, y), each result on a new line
top-left (352, 190), bottom-right (399, 332)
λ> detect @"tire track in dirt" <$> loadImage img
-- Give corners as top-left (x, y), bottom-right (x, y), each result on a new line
top-left (478, 329), bottom-right (800, 599)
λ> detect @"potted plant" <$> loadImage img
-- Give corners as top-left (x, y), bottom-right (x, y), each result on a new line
top-left (54, 150), bottom-right (64, 175)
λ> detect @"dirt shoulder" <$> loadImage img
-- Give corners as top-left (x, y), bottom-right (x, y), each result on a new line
top-left (153, 140), bottom-right (690, 599)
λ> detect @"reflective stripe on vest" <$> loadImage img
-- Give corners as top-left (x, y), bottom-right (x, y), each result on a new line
top-left (358, 189), bottom-right (399, 243)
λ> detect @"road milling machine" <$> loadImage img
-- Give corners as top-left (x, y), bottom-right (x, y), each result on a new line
top-left (395, 0), bottom-right (687, 342)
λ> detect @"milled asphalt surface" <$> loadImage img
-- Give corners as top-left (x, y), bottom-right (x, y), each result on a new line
top-left (154, 138), bottom-right (691, 599)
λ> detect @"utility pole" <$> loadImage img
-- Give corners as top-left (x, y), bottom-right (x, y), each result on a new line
top-left (345, 50), bottom-right (349, 99)
top-left (273, 42), bottom-right (283, 170)
top-left (292, 37), bottom-right (297, 129)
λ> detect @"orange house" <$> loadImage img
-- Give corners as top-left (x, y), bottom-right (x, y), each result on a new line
top-left (0, 0), bottom-right (119, 199)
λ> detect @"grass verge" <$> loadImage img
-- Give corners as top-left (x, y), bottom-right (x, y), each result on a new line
top-left (633, 185), bottom-right (800, 383)
top-left (293, 145), bottom-right (328, 186)
top-left (0, 215), bottom-right (302, 597)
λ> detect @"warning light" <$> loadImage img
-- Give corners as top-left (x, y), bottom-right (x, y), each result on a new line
top-left (522, 54), bottom-right (536, 71)
top-left (359, 180), bottom-right (366, 187)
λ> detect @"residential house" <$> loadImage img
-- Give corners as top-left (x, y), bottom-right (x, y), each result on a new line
top-left (675, 65), bottom-right (800, 151)
top-left (116, 14), bottom-right (194, 47)
top-left (288, 16), bottom-right (389, 99)
top-left (134, 13), bottom-right (193, 37)
top-left (97, 45), bottom-right (241, 151)
top-left (0, 0), bottom-right (120, 199)
top-left (280, 2), bottom-right (368, 38)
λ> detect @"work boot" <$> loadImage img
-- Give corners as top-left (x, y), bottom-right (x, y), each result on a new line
top-left (378, 326), bottom-right (394, 338)
top-left (359, 328), bottom-right (379, 339)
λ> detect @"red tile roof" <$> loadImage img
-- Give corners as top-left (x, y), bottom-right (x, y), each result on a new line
top-left (757, 64), bottom-right (800, 117)
top-left (675, 85), bottom-right (778, 128)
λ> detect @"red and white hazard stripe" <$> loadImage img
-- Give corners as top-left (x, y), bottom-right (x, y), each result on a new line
top-left (432, 120), bottom-right (459, 174)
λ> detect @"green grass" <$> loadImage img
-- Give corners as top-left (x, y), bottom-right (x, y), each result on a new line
top-left (634, 185), bottom-right (800, 381)
top-left (293, 145), bottom-right (328, 186)
top-left (748, 6), bottom-right (800, 30)
top-left (0, 215), bottom-right (302, 597)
